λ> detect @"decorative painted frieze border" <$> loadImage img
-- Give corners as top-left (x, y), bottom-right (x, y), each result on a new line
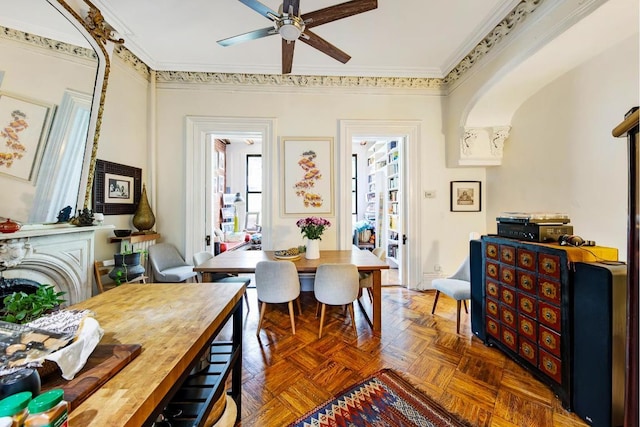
top-left (0, 25), bottom-right (96, 61)
top-left (114, 45), bottom-right (151, 79)
top-left (444, 0), bottom-right (544, 84)
top-left (155, 70), bottom-right (444, 89)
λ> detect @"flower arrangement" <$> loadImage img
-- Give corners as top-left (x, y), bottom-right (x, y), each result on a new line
top-left (296, 216), bottom-right (331, 240)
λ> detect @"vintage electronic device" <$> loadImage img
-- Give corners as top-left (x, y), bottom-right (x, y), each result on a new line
top-left (469, 239), bottom-right (485, 341)
top-left (497, 222), bottom-right (573, 242)
top-left (496, 212), bottom-right (571, 225)
top-left (572, 262), bottom-right (627, 427)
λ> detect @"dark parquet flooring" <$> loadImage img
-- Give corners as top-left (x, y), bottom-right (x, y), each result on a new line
top-left (226, 276), bottom-right (588, 427)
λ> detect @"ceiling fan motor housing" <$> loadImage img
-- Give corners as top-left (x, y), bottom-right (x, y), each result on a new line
top-left (277, 15), bottom-right (305, 41)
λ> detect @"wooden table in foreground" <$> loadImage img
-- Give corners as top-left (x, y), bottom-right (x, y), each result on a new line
top-left (66, 282), bottom-right (245, 427)
top-left (194, 249), bottom-right (389, 335)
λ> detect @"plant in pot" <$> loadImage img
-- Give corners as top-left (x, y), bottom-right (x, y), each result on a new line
top-left (109, 243), bottom-right (146, 285)
top-left (1, 285), bottom-right (66, 324)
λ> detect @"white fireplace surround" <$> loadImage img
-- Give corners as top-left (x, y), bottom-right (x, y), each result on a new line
top-left (0, 225), bottom-right (109, 305)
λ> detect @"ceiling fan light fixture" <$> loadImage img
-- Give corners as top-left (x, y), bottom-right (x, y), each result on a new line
top-left (277, 15), bottom-right (305, 41)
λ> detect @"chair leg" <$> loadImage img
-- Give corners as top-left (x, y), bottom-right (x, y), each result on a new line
top-left (244, 293), bottom-right (250, 312)
top-left (431, 290), bottom-right (441, 314)
top-left (256, 302), bottom-right (267, 336)
top-left (296, 297), bottom-right (302, 315)
top-left (347, 302), bottom-right (357, 335)
top-left (456, 300), bottom-right (461, 334)
top-left (463, 299), bottom-right (468, 313)
top-left (366, 288), bottom-right (373, 302)
top-left (288, 301), bottom-right (296, 335)
top-left (318, 303), bottom-right (326, 339)
top-left (315, 301), bottom-right (320, 318)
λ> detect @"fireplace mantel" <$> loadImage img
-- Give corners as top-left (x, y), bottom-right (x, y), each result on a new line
top-left (0, 225), bottom-right (113, 305)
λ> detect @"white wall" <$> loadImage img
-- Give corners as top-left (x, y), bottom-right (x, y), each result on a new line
top-left (149, 84), bottom-right (485, 285)
top-left (487, 35), bottom-right (638, 260)
top-left (93, 53), bottom-right (150, 262)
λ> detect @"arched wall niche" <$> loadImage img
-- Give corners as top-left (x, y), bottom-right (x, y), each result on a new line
top-left (450, 0), bottom-right (637, 167)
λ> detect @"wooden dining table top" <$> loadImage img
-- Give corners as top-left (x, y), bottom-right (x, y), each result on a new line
top-left (193, 248), bottom-right (390, 274)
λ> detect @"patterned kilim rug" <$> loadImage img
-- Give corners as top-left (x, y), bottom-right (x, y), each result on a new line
top-left (289, 369), bottom-right (472, 427)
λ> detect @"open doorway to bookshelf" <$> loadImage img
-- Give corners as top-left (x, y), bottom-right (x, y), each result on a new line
top-left (353, 137), bottom-right (406, 283)
top-left (341, 119), bottom-right (421, 289)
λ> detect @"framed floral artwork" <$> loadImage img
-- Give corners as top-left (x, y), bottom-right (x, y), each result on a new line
top-left (450, 181), bottom-right (481, 212)
top-left (281, 137), bottom-right (334, 216)
top-left (0, 92), bottom-right (55, 183)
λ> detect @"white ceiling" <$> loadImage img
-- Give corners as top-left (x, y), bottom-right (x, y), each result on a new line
top-left (90, 0), bottom-right (522, 77)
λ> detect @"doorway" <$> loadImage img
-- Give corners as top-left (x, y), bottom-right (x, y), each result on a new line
top-left (184, 116), bottom-right (276, 264)
top-left (340, 120), bottom-right (422, 289)
top-left (352, 137), bottom-right (406, 283)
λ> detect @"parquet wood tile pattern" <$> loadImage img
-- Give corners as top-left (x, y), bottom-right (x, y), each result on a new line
top-left (226, 283), bottom-right (589, 427)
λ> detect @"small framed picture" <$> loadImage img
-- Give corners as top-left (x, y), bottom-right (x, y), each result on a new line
top-left (450, 181), bottom-right (481, 212)
top-left (93, 160), bottom-right (142, 215)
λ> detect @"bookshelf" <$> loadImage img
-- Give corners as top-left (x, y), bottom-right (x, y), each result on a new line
top-left (386, 140), bottom-right (400, 266)
top-left (364, 140), bottom-right (401, 266)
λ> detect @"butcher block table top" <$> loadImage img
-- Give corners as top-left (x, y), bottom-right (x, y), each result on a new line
top-left (66, 282), bottom-right (245, 427)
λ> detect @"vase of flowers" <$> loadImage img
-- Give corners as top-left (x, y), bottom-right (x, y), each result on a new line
top-left (296, 217), bottom-right (331, 260)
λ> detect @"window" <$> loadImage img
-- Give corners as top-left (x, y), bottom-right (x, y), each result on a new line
top-left (246, 155), bottom-right (262, 215)
top-left (352, 154), bottom-right (357, 223)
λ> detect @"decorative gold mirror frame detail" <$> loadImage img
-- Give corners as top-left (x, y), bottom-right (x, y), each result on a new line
top-left (54, 0), bottom-right (123, 210)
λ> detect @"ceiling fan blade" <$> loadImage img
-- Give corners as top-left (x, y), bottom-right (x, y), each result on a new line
top-left (302, 0), bottom-right (377, 29)
top-left (217, 26), bottom-right (276, 47)
top-left (282, 39), bottom-right (295, 74)
top-left (239, 0), bottom-right (279, 20)
top-left (299, 29), bottom-right (351, 64)
top-left (282, 0), bottom-right (300, 16)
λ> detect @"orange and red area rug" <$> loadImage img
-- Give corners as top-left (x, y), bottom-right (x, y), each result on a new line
top-left (289, 369), bottom-right (472, 427)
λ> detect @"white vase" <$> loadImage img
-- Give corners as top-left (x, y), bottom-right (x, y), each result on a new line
top-left (305, 238), bottom-right (320, 259)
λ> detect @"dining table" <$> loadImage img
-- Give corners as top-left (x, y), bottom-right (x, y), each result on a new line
top-left (194, 248), bottom-right (389, 335)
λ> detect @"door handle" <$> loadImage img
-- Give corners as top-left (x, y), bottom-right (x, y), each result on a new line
top-left (402, 234), bottom-right (407, 244)
top-left (205, 235), bottom-right (211, 245)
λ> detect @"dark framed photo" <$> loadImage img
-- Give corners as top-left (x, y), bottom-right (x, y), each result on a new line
top-left (93, 159), bottom-right (142, 215)
top-left (450, 181), bottom-right (481, 212)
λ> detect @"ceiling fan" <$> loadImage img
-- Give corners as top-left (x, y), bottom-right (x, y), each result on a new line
top-left (217, 0), bottom-right (378, 74)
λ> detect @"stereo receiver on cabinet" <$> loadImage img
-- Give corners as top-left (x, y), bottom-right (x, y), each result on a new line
top-left (497, 222), bottom-right (573, 242)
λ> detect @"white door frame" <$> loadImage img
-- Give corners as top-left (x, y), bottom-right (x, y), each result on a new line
top-left (339, 120), bottom-right (422, 289)
top-left (184, 116), bottom-right (276, 263)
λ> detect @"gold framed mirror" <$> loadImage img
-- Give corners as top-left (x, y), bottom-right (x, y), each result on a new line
top-left (0, 0), bottom-right (115, 224)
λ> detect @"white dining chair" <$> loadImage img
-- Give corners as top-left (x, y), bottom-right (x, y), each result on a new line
top-left (314, 263), bottom-right (359, 339)
top-left (255, 260), bottom-right (301, 336)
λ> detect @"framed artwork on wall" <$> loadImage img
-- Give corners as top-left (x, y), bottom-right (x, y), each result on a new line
top-left (280, 136), bottom-right (334, 216)
top-left (93, 159), bottom-right (142, 215)
top-left (450, 181), bottom-right (481, 212)
top-left (0, 91), bottom-right (55, 183)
